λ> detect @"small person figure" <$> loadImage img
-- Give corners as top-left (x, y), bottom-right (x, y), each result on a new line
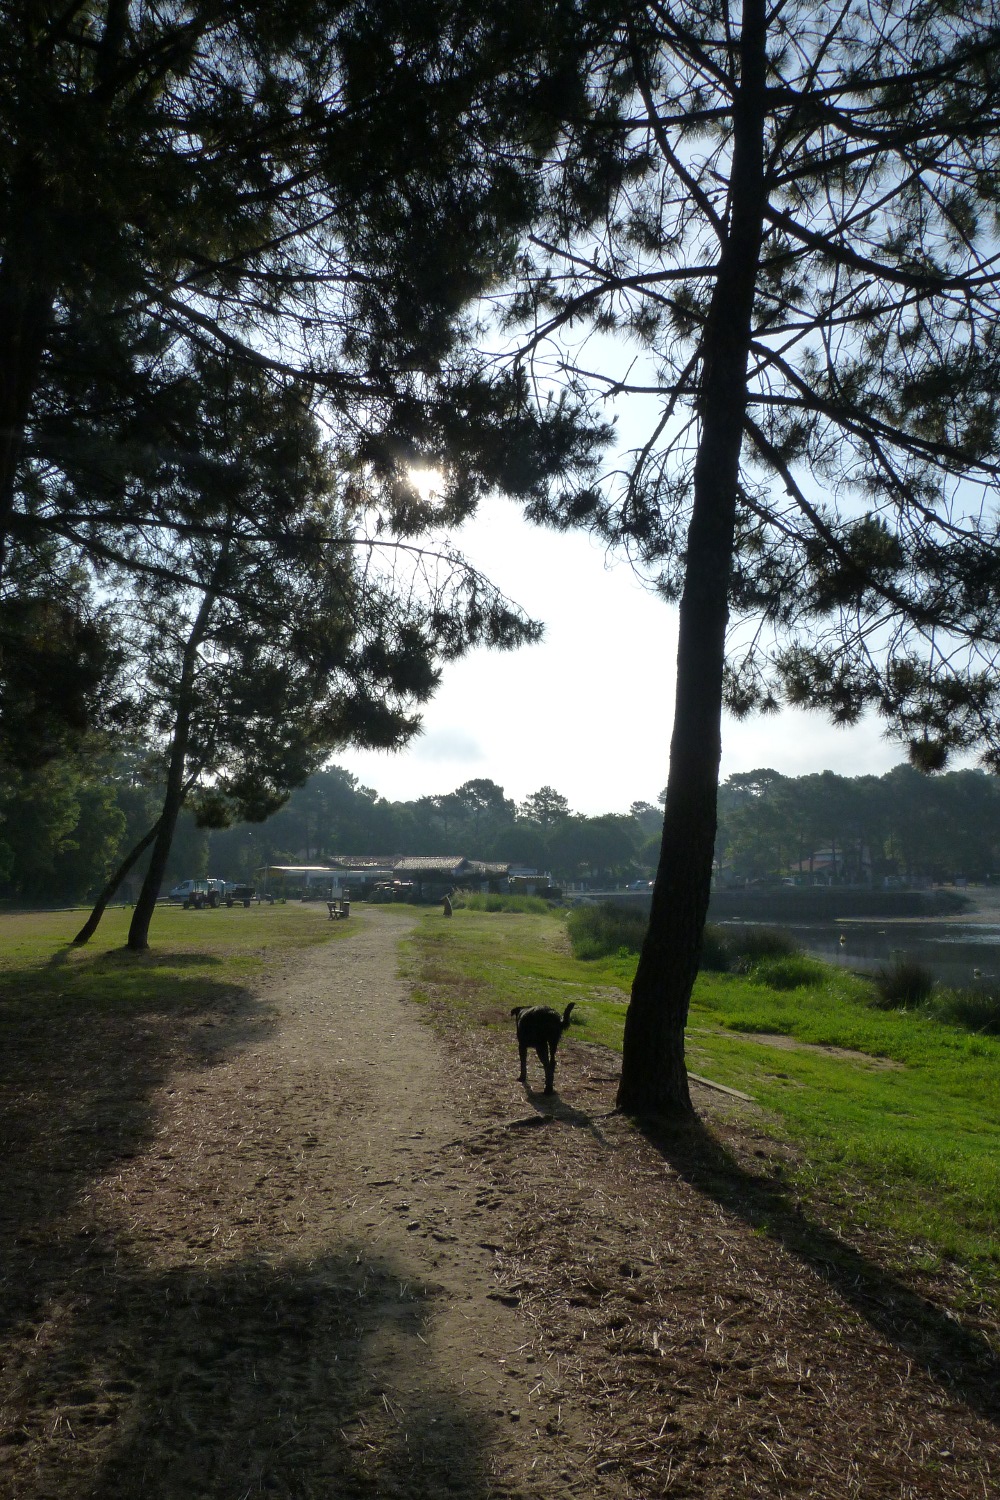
top-left (442, 894), bottom-right (453, 918)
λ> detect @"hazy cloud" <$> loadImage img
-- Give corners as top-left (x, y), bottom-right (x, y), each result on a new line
top-left (410, 727), bottom-right (486, 763)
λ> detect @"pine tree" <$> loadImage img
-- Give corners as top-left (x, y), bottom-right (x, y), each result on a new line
top-left (503, 0), bottom-right (1000, 1114)
top-left (0, 0), bottom-right (608, 756)
top-left (57, 354), bottom-right (540, 948)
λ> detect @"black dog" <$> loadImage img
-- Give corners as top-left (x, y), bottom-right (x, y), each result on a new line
top-left (511, 1002), bottom-right (575, 1094)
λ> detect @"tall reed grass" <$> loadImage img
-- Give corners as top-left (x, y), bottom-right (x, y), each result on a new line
top-left (452, 892), bottom-right (552, 915)
top-left (565, 902), bottom-right (648, 960)
top-left (565, 905), bottom-right (801, 976)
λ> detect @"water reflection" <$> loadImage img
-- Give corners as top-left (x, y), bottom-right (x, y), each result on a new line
top-left (717, 920), bottom-right (1000, 988)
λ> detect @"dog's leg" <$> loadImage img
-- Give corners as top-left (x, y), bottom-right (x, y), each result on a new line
top-left (518, 1039), bottom-right (528, 1084)
top-left (542, 1042), bottom-right (556, 1094)
top-left (533, 1043), bottom-right (548, 1088)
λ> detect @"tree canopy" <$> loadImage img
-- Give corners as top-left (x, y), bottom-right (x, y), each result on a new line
top-left (0, 0), bottom-right (608, 763)
top-left (62, 354), bottom-right (543, 947)
top-left (515, 1), bottom-right (1000, 758)
top-left (11, 3), bottom-right (1000, 1100)
top-left (519, 784), bottom-right (572, 827)
top-left (0, 0), bottom-right (618, 944)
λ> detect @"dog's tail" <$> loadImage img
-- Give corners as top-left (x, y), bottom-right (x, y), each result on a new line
top-left (561, 1002), bottom-right (575, 1029)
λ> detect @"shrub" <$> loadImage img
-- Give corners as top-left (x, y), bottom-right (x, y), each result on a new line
top-left (451, 892), bottom-right (552, 915)
top-left (927, 986), bottom-right (1000, 1035)
top-left (732, 926), bottom-right (797, 967)
top-left (699, 924), bottom-right (732, 972)
top-left (870, 957), bottom-right (935, 1009)
top-left (566, 901), bottom-right (648, 960)
top-left (566, 911), bottom-right (803, 972)
top-left (749, 955), bottom-right (829, 990)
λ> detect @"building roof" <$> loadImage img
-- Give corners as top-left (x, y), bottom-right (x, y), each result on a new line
top-left (392, 856), bottom-right (511, 877)
top-left (393, 856), bottom-right (468, 875)
top-left (254, 856), bottom-right (514, 881)
top-left (327, 856), bottom-right (401, 870)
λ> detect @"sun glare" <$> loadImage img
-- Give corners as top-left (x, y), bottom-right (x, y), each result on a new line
top-left (407, 466), bottom-right (445, 502)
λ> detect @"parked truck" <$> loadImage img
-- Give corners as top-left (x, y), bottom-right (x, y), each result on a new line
top-left (168, 878), bottom-right (227, 909)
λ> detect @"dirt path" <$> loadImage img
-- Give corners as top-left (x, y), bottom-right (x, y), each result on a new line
top-left (2, 907), bottom-right (998, 1498)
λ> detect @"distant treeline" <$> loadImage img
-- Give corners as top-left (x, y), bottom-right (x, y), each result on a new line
top-left (0, 762), bottom-right (657, 904)
top-left (201, 773), bottom-right (654, 891)
top-left (3, 756), bottom-right (999, 906)
top-left (716, 765), bottom-right (1000, 884)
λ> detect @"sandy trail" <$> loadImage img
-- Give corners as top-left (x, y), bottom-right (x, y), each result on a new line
top-left (1, 908), bottom-right (589, 1499)
top-left (241, 905), bottom-right (577, 1495)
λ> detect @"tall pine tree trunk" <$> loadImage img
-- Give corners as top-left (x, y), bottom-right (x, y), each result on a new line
top-left (72, 815), bottom-right (164, 944)
top-left (617, 0), bottom-right (769, 1117)
top-left (0, 6), bottom-right (142, 576)
top-left (0, 247), bottom-right (53, 576)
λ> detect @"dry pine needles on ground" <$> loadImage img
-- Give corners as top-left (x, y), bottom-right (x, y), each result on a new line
top-left (0, 910), bottom-right (997, 1499)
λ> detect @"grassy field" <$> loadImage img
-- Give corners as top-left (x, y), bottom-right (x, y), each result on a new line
top-left (0, 901), bottom-right (349, 1024)
top-left (406, 906), bottom-right (1000, 1287)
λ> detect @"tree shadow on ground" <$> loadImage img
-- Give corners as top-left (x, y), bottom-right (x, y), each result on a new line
top-left (94, 948), bottom-right (226, 968)
top-left (0, 949), bottom-right (498, 1499)
top-left (6, 1247), bottom-right (496, 1499)
top-left (47, 947), bottom-right (225, 970)
top-left (0, 957), bottom-right (273, 1345)
top-left (642, 1114), bottom-right (1000, 1424)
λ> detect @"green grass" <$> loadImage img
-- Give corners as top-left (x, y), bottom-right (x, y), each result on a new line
top-left (406, 905), bottom-right (1000, 1284)
top-left (403, 906), bottom-right (637, 1065)
top-left (689, 969), bottom-right (1000, 1271)
top-left (0, 902), bottom-right (351, 1020)
top-left (743, 953), bottom-right (830, 989)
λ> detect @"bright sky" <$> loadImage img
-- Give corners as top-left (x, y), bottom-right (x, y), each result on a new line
top-left (339, 492), bottom-right (913, 816)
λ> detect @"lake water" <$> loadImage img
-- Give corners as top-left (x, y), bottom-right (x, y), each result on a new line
top-left (716, 919), bottom-right (1000, 989)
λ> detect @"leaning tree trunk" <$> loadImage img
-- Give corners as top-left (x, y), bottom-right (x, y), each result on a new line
top-left (72, 815), bottom-right (164, 944)
top-left (127, 763), bottom-right (189, 952)
top-left (127, 584), bottom-right (219, 951)
top-left (617, 0), bottom-right (769, 1118)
